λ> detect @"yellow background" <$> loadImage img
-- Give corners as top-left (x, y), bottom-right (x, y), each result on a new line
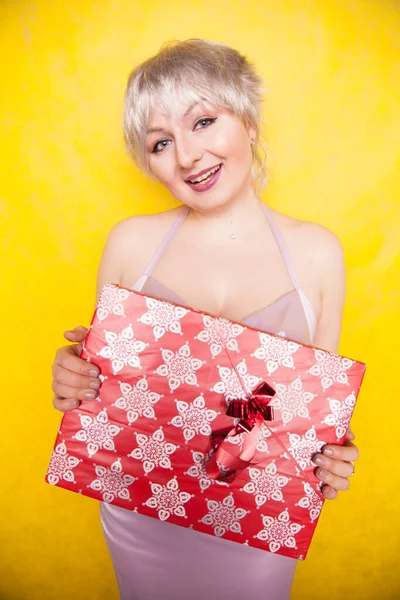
top-left (1, 1), bottom-right (399, 598)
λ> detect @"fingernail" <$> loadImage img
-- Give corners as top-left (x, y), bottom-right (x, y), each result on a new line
top-left (323, 486), bottom-right (336, 499)
top-left (70, 400), bottom-right (79, 408)
top-left (84, 391), bottom-right (96, 399)
top-left (323, 447), bottom-right (334, 457)
top-left (89, 380), bottom-right (100, 389)
top-left (314, 456), bottom-right (325, 466)
top-left (89, 369), bottom-right (99, 377)
top-left (318, 469), bottom-right (329, 480)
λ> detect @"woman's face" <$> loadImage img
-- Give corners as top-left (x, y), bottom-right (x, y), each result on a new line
top-left (145, 100), bottom-right (256, 211)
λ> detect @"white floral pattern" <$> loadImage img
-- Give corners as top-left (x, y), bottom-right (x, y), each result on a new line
top-left (199, 493), bottom-right (249, 537)
top-left (184, 451), bottom-right (213, 493)
top-left (255, 508), bottom-right (304, 553)
top-left (287, 426), bottom-right (325, 470)
top-left (241, 462), bottom-right (290, 507)
top-left (113, 377), bottom-right (163, 425)
top-left (128, 426), bottom-right (178, 475)
top-left (211, 359), bottom-right (260, 403)
top-left (169, 394), bottom-right (219, 442)
top-left (308, 350), bottom-right (353, 390)
top-left (47, 441), bottom-right (81, 485)
top-left (216, 461), bottom-right (234, 478)
top-left (137, 297), bottom-right (188, 340)
top-left (97, 324), bottom-right (147, 374)
top-left (257, 423), bottom-right (272, 453)
top-left (97, 282), bottom-right (131, 322)
top-left (252, 333), bottom-right (300, 375)
top-left (224, 429), bottom-right (246, 449)
top-left (270, 377), bottom-right (315, 424)
top-left (72, 409), bottom-right (122, 458)
top-left (323, 392), bottom-right (356, 439)
top-left (184, 451), bottom-right (230, 492)
top-left (195, 315), bottom-right (244, 358)
top-left (296, 482), bottom-right (324, 522)
top-left (88, 458), bottom-right (137, 503)
top-left (154, 343), bottom-right (204, 392)
top-left (143, 476), bottom-right (193, 521)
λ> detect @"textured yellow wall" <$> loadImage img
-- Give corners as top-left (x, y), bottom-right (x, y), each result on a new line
top-left (1, 1), bottom-right (399, 598)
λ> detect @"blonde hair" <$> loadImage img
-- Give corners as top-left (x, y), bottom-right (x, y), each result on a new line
top-left (123, 38), bottom-right (268, 192)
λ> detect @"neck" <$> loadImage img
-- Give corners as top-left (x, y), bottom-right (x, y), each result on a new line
top-left (187, 185), bottom-right (265, 239)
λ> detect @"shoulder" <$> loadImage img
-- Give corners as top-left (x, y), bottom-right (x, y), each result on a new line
top-left (104, 205), bottom-right (185, 265)
top-left (270, 208), bottom-right (345, 275)
top-left (107, 205), bottom-right (185, 247)
top-left (98, 205), bottom-right (185, 288)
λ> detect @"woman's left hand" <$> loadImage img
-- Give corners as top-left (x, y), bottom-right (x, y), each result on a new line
top-left (312, 425), bottom-right (359, 500)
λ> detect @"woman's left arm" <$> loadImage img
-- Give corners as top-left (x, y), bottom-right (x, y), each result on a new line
top-left (309, 227), bottom-right (359, 500)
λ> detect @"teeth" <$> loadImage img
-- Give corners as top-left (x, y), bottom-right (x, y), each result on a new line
top-left (190, 165), bottom-right (220, 184)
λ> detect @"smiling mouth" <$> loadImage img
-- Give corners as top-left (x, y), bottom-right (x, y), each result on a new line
top-left (187, 164), bottom-right (222, 184)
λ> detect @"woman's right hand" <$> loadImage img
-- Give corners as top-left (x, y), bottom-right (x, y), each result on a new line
top-left (51, 326), bottom-right (102, 412)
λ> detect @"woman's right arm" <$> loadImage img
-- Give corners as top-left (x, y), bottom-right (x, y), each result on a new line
top-left (51, 221), bottom-right (130, 412)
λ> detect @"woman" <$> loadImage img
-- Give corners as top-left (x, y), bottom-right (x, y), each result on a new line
top-left (51, 39), bottom-right (359, 600)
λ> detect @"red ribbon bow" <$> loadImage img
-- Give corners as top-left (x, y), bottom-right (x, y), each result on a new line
top-left (226, 381), bottom-right (275, 432)
top-left (206, 380), bottom-right (275, 483)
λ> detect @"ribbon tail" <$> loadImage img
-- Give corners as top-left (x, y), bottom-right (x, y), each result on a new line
top-left (206, 422), bottom-right (262, 482)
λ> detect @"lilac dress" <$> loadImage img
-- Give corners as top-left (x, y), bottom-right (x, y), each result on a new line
top-left (100, 204), bottom-right (317, 600)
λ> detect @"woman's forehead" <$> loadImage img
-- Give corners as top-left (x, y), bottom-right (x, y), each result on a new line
top-left (149, 99), bottom-right (210, 119)
top-left (148, 99), bottom-right (232, 126)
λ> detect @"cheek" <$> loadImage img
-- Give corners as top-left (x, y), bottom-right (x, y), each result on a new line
top-left (148, 155), bottom-right (174, 185)
top-left (213, 128), bottom-right (252, 165)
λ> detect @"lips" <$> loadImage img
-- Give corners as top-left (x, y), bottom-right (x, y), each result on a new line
top-left (185, 163), bottom-right (222, 184)
top-left (185, 164), bottom-right (223, 193)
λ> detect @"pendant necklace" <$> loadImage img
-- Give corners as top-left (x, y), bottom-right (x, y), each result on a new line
top-left (229, 220), bottom-right (237, 239)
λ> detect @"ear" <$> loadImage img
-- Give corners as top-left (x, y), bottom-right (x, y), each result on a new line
top-left (247, 125), bottom-right (256, 144)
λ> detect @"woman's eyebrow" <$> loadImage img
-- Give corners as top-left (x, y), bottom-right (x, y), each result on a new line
top-left (146, 101), bottom-right (207, 135)
top-left (183, 100), bottom-right (201, 117)
top-left (146, 125), bottom-right (166, 135)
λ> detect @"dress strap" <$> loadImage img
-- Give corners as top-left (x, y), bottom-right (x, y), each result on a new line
top-left (261, 203), bottom-right (301, 290)
top-left (261, 203), bottom-right (317, 342)
top-left (131, 206), bottom-right (190, 291)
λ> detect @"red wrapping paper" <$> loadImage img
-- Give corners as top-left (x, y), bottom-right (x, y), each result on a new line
top-left (46, 282), bottom-right (366, 559)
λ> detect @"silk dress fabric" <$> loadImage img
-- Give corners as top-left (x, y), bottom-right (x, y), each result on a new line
top-left (100, 204), bottom-right (317, 600)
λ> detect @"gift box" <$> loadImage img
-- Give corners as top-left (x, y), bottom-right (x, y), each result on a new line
top-left (46, 282), bottom-right (366, 559)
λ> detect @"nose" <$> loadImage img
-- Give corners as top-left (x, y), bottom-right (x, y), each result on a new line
top-left (174, 133), bottom-right (202, 171)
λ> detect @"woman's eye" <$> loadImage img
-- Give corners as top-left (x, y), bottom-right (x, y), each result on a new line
top-left (151, 118), bottom-right (216, 153)
top-left (152, 139), bottom-right (170, 153)
top-left (194, 117), bottom-right (217, 130)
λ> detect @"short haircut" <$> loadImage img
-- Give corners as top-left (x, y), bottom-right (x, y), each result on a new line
top-left (123, 38), bottom-right (267, 192)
